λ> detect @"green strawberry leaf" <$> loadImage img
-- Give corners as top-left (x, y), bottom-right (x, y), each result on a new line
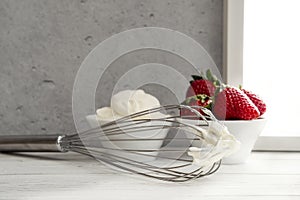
top-left (214, 80), bottom-right (221, 87)
top-left (206, 69), bottom-right (214, 81)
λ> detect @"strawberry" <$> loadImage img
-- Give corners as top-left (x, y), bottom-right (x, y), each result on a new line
top-left (186, 70), bottom-right (219, 98)
top-left (212, 87), bottom-right (260, 120)
top-left (186, 80), bottom-right (216, 97)
top-left (240, 88), bottom-right (267, 116)
top-left (180, 94), bottom-right (212, 119)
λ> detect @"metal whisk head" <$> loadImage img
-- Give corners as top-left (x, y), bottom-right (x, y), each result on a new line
top-left (59, 105), bottom-right (239, 182)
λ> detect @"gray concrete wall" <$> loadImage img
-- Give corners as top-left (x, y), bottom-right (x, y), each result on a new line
top-left (0, 0), bottom-right (223, 134)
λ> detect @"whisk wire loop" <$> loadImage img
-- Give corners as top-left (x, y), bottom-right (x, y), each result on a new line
top-left (60, 105), bottom-right (235, 182)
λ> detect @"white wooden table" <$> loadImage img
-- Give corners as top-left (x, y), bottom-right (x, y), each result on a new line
top-left (0, 152), bottom-right (299, 200)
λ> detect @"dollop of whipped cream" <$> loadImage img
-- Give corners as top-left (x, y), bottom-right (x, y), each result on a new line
top-left (96, 90), bottom-right (161, 122)
top-left (187, 121), bottom-right (240, 168)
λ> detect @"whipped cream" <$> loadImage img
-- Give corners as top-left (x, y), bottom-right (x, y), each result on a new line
top-left (111, 90), bottom-right (160, 116)
top-left (96, 107), bottom-right (122, 121)
top-left (96, 90), bottom-right (161, 123)
top-left (187, 121), bottom-right (240, 167)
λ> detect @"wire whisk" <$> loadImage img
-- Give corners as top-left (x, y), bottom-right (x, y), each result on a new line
top-left (0, 105), bottom-right (240, 182)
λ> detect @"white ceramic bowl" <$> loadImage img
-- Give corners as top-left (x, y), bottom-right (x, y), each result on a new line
top-left (221, 118), bottom-right (267, 164)
top-left (174, 118), bottom-right (267, 164)
top-left (85, 115), bottom-right (170, 162)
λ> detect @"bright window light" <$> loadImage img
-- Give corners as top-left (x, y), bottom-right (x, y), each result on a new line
top-left (243, 0), bottom-right (300, 136)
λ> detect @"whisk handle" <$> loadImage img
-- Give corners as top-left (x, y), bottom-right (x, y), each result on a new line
top-left (0, 135), bottom-right (66, 152)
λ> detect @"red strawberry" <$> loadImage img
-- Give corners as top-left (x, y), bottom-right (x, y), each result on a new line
top-left (186, 79), bottom-right (216, 98)
top-left (212, 87), bottom-right (260, 120)
top-left (186, 69), bottom-right (220, 98)
top-left (240, 88), bottom-right (267, 116)
top-left (180, 94), bottom-right (212, 119)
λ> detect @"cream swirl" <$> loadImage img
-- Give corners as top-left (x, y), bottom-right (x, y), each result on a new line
top-left (96, 90), bottom-right (161, 123)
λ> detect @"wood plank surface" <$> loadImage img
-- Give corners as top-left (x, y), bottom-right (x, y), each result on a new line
top-left (0, 152), bottom-right (299, 200)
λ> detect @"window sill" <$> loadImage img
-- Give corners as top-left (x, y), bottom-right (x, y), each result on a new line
top-left (254, 136), bottom-right (300, 151)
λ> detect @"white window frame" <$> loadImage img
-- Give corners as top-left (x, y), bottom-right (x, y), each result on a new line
top-left (223, 0), bottom-right (300, 151)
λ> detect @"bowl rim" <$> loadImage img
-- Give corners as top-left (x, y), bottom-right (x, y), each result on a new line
top-left (178, 117), bottom-right (266, 122)
top-left (220, 117), bottom-right (267, 123)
